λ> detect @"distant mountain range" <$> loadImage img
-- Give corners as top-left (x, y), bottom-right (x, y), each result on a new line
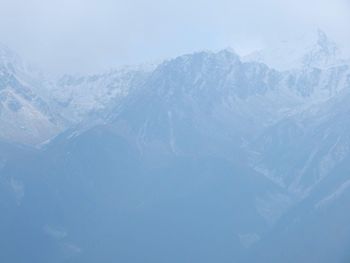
top-left (1, 30), bottom-right (350, 263)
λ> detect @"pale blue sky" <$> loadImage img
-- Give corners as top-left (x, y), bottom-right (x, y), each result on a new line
top-left (0, 0), bottom-right (349, 74)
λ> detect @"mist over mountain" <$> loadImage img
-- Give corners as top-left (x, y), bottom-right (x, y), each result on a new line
top-left (1, 30), bottom-right (350, 263)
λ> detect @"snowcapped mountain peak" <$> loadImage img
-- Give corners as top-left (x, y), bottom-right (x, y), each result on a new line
top-left (315, 29), bottom-right (337, 54)
top-left (0, 43), bottom-right (16, 59)
top-left (316, 29), bottom-right (331, 48)
top-left (219, 46), bottom-right (239, 56)
top-left (217, 48), bottom-right (241, 61)
top-left (301, 29), bottom-right (340, 68)
top-left (0, 43), bottom-right (24, 73)
top-left (0, 43), bottom-right (45, 85)
top-left (243, 29), bottom-right (343, 71)
top-left (0, 44), bottom-right (64, 145)
top-left (159, 49), bottom-right (240, 71)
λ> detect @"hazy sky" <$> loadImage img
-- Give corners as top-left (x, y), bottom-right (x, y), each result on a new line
top-left (0, 0), bottom-right (349, 74)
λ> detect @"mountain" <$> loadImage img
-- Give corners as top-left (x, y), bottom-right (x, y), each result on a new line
top-left (49, 65), bottom-right (153, 124)
top-left (0, 44), bottom-right (63, 145)
top-left (244, 30), bottom-right (345, 71)
top-left (0, 31), bottom-right (350, 263)
top-left (0, 44), bottom-right (153, 144)
top-left (1, 122), bottom-right (290, 263)
top-left (247, 93), bottom-right (350, 263)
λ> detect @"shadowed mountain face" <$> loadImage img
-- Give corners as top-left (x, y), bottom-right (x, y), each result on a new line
top-left (1, 31), bottom-right (350, 263)
top-left (1, 125), bottom-right (286, 263)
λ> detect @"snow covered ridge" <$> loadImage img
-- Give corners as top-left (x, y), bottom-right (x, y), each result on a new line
top-left (0, 44), bottom-right (63, 145)
top-left (243, 29), bottom-right (348, 70)
top-left (0, 30), bottom-right (349, 145)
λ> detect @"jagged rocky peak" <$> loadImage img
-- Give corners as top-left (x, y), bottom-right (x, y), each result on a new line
top-left (244, 29), bottom-right (344, 70)
top-left (0, 43), bottom-right (23, 73)
top-left (0, 44), bottom-right (63, 145)
top-left (151, 49), bottom-right (242, 83)
top-left (0, 43), bottom-right (46, 91)
top-left (301, 29), bottom-right (340, 67)
top-left (174, 48), bottom-right (239, 65)
top-left (316, 29), bottom-right (336, 51)
top-left (0, 43), bottom-right (40, 79)
top-left (135, 48), bottom-right (285, 110)
top-left (0, 43), bottom-right (18, 61)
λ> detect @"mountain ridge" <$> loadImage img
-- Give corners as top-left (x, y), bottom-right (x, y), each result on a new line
top-left (1, 30), bottom-right (350, 263)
